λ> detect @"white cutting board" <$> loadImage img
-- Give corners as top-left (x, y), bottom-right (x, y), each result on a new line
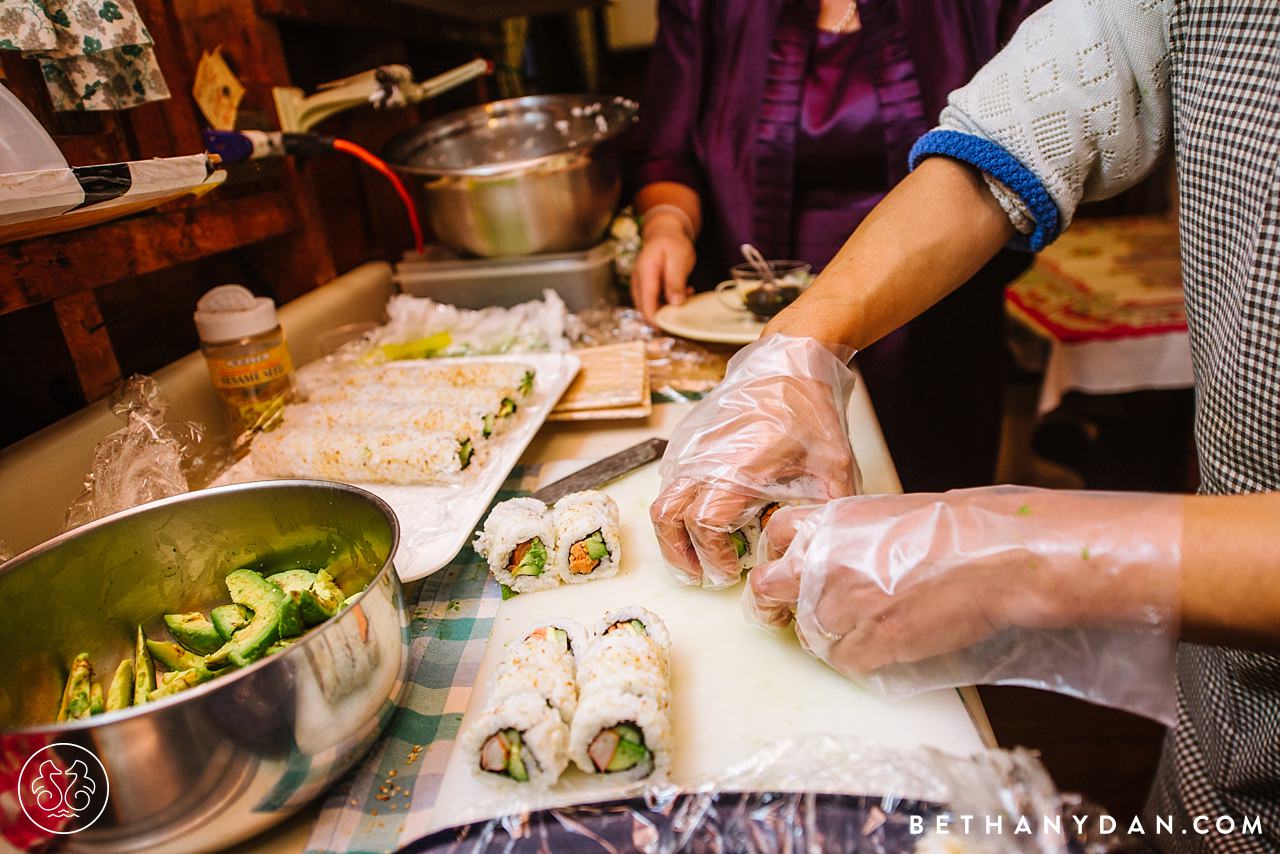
top-left (428, 462), bottom-right (986, 830)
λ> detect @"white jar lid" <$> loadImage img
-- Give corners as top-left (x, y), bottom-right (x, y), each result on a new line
top-left (194, 284), bottom-right (279, 343)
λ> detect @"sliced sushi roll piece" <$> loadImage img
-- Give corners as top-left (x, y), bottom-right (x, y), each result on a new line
top-left (727, 516), bottom-right (762, 574)
top-left (578, 636), bottom-right (671, 709)
top-left (489, 627), bottom-right (581, 723)
top-left (522, 619), bottom-right (589, 664)
top-left (569, 691), bottom-right (671, 782)
top-left (285, 401), bottom-right (501, 441)
top-left (552, 491), bottom-right (622, 584)
top-left (595, 605), bottom-right (672, 660)
top-left (473, 498), bottom-right (558, 593)
top-left (461, 691), bottom-right (568, 787)
top-left (251, 426), bottom-right (480, 485)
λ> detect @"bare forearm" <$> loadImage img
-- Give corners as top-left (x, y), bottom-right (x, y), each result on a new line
top-left (764, 158), bottom-right (1016, 351)
top-left (1181, 492), bottom-right (1280, 650)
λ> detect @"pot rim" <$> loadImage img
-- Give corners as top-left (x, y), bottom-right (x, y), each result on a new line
top-left (0, 478), bottom-right (402, 735)
top-left (383, 92), bottom-right (638, 179)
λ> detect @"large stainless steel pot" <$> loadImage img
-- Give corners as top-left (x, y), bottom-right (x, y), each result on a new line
top-left (0, 480), bottom-right (409, 853)
top-left (384, 93), bottom-right (638, 257)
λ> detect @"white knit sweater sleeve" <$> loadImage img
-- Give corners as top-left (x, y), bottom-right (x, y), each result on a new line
top-left (928, 0), bottom-right (1173, 236)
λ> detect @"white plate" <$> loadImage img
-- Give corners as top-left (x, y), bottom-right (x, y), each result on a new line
top-left (218, 351), bottom-right (580, 582)
top-left (653, 290), bottom-right (765, 345)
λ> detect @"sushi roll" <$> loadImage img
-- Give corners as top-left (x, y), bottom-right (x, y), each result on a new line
top-left (306, 384), bottom-right (521, 423)
top-left (568, 691), bottom-right (671, 781)
top-left (489, 622), bottom-right (584, 723)
top-left (251, 426), bottom-right (479, 484)
top-left (473, 498), bottom-right (558, 593)
top-left (577, 634), bottom-right (671, 708)
top-left (332, 362), bottom-right (535, 397)
top-left (594, 606), bottom-right (672, 660)
top-left (285, 401), bottom-right (502, 440)
top-left (461, 691), bottom-right (568, 786)
top-left (552, 491), bottom-right (622, 584)
top-left (523, 619), bottom-right (589, 664)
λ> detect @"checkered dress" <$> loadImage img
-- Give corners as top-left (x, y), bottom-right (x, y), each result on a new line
top-left (1146, 4), bottom-right (1280, 851)
top-left (918, 0), bottom-right (1280, 848)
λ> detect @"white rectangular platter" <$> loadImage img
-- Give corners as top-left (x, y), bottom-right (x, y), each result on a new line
top-left (219, 351), bottom-right (580, 582)
top-left (426, 460), bottom-right (987, 831)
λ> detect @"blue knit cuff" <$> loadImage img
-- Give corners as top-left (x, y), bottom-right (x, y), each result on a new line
top-left (908, 130), bottom-right (1061, 252)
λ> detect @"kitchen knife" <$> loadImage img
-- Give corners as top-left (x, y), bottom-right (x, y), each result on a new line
top-left (532, 437), bottom-right (668, 504)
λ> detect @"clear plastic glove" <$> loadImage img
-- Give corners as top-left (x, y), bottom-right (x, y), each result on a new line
top-left (651, 334), bottom-right (862, 589)
top-left (631, 215), bottom-right (695, 321)
top-left (745, 486), bottom-right (1182, 724)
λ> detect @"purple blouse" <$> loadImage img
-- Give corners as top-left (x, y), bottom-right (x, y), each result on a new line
top-left (630, 0), bottom-right (1044, 288)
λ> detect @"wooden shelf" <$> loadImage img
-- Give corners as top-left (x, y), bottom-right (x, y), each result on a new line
top-left (257, 0), bottom-right (601, 27)
top-left (1, 190), bottom-right (299, 317)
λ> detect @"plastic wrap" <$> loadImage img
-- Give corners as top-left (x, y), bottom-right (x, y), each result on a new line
top-left (63, 376), bottom-right (203, 531)
top-left (650, 334), bottom-right (862, 588)
top-left (409, 736), bottom-right (1134, 853)
top-left (364, 291), bottom-right (570, 362)
top-left (746, 487), bottom-right (1182, 724)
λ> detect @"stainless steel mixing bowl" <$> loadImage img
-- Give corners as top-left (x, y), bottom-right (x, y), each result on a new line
top-left (384, 93), bottom-right (638, 257)
top-left (0, 480), bottom-right (409, 852)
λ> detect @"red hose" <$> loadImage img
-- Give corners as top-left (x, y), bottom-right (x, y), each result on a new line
top-left (332, 137), bottom-right (425, 255)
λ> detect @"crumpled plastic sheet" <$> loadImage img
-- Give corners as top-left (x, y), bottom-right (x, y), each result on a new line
top-left (408, 736), bottom-right (1136, 854)
top-left (566, 306), bottom-right (727, 401)
top-left (362, 290), bottom-right (570, 362)
top-left (63, 375), bottom-right (203, 531)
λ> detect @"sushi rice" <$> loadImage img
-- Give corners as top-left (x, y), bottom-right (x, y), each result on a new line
top-left (460, 691), bottom-right (568, 787)
top-left (489, 628), bottom-right (581, 723)
top-left (473, 498), bottom-right (559, 593)
top-left (551, 491), bottom-right (622, 584)
top-left (284, 400), bottom-right (501, 440)
top-left (333, 361), bottom-right (535, 396)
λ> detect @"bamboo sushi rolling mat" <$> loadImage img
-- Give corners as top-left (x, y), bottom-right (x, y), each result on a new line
top-left (304, 467), bottom-right (534, 854)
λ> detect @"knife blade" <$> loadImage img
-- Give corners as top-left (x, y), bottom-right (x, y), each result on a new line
top-left (532, 437), bottom-right (668, 504)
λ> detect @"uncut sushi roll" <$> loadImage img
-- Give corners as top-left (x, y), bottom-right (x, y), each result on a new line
top-left (569, 691), bottom-right (671, 781)
top-left (552, 491), bottom-right (622, 584)
top-left (473, 498), bottom-right (558, 593)
top-left (306, 384), bottom-right (521, 423)
top-left (461, 691), bottom-right (568, 787)
top-left (285, 401), bottom-right (502, 440)
top-left (595, 606), bottom-right (672, 661)
top-left (489, 622), bottom-right (584, 723)
top-left (327, 361), bottom-right (535, 397)
top-left (251, 426), bottom-right (479, 484)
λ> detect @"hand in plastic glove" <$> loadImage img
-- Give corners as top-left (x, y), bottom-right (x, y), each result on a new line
top-left (745, 486), bottom-right (1183, 723)
top-left (651, 334), bottom-right (862, 589)
top-left (631, 213), bottom-right (696, 321)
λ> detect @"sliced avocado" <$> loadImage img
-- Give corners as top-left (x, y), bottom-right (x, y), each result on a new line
top-left (505, 730), bottom-right (528, 782)
top-left (106, 659), bottom-right (133, 712)
top-left (482, 414), bottom-right (495, 438)
top-left (56, 653), bottom-right (94, 722)
top-left (164, 612), bottom-right (224, 655)
top-left (582, 530), bottom-right (608, 562)
top-left (89, 682), bottom-right (105, 716)
top-left (134, 626), bottom-right (154, 705)
top-left (211, 603), bottom-right (252, 641)
top-left (606, 738), bottom-right (650, 773)
top-left (551, 627), bottom-right (569, 651)
top-left (458, 437), bottom-right (475, 469)
top-left (146, 639), bottom-right (217, 672)
top-left (613, 723), bottom-right (644, 745)
top-left (224, 569), bottom-right (288, 667)
top-left (498, 398), bottom-right (517, 418)
top-left (267, 569), bottom-right (342, 626)
top-left (499, 583), bottom-right (519, 600)
top-left (266, 638), bottom-right (297, 656)
top-left (150, 666), bottom-right (215, 699)
top-left (518, 370), bottom-right (535, 396)
top-left (729, 530), bottom-right (748, 559)
top-left (512, 537), bottom-right (546, 577)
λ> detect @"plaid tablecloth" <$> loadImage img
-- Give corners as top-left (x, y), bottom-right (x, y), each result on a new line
top-left (304, 465), bottom-right (541, 854)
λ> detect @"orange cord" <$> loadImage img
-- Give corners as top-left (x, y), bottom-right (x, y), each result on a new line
top-left (332, 137), bottom-right (425, 255)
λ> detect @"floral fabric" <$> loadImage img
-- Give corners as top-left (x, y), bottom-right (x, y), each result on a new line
top-left (0, 0), bottom-right (169, 111)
